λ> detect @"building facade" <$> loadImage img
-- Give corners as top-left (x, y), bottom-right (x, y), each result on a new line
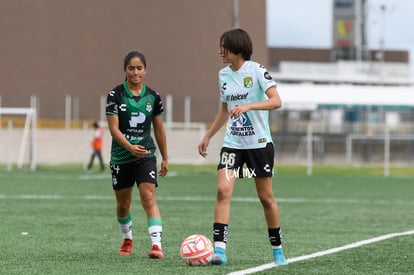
top-left (0, 0), bottom-right (267, 123)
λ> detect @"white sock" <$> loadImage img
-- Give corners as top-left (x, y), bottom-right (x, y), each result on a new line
top-left (119, 220), bottom-right (133, 240)
top-left (148, 225), bottom-right (162, 248)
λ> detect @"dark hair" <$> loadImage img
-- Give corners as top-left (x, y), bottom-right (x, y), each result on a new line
top-left (220, 28), bottom-right (252, 61)
top-left (123, 51), bottom-right (147, 70)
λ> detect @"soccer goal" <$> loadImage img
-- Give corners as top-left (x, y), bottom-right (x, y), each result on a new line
top-left (0, 107), bottom-right (37, 170)
top-left (346, 131), bottom-right (414, 176)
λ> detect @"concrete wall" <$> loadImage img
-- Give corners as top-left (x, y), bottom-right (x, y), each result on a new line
top-left (2, 126), bottom-right (413, 168)
top-left (0, 126), bottom-right (225, 167)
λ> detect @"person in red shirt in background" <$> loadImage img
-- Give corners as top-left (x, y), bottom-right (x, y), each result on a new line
top-left (87, 121), bottom-right (105, 172)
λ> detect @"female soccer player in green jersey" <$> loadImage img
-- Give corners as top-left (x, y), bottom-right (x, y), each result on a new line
top-left (106, 51), bottom-right (168, 259)
top-left (198, 29), bottom-right (288, 266)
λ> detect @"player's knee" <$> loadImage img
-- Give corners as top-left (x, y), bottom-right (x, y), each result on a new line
top-left (117, 202), bottom-right (131, 213)
top-left (216, 189), bottom-right (231, 202)
top-left (140, 194), bottom-right (156, 209)
top-left (259, 197), bottom-right (275, 209)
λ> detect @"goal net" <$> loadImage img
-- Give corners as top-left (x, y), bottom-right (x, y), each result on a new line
top-left (0, 107), bottom-right (37, 170)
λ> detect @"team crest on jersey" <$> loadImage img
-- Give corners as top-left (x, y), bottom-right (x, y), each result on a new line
top-left (146, 102), bottom-right (152, 113)
top-left (243, 77), bottom-right (253, 88)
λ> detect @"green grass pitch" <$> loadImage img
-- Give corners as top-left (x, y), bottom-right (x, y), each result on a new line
top-left (0, 164), bottom-right (413, 274)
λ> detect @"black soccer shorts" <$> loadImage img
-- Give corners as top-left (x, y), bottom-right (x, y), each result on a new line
top-left (110, 157), bottom-right (158, 190)
top-left (217, 143), bottom-right (274, 178)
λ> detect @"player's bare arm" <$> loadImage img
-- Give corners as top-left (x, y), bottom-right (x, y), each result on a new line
top-left (229, 86), bottom-right (282, 119)
top-left (152, 115), bottom-right (168, 177)
top-left (198, 102), bottom-right (229, 158)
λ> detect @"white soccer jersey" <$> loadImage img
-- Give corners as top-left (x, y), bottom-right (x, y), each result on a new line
top-left (219, 60), bottom-right (276, 149)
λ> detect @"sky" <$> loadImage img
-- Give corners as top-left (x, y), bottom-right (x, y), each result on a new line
top-left (266, 0), bottom-right (414, 73)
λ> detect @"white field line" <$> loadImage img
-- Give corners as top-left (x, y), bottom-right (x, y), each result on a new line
top-left (0, 195), bottom-right (413, 206)
top-left (227, 229), bottom-right (414, 275)
top-left (1, 193), bottom-right (412, 273)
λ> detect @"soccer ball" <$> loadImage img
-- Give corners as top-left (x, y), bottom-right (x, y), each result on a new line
top-left (180, 234), bottom-right (214, 266)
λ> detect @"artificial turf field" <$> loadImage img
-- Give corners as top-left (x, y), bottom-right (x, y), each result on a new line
top-left (0, 164), bottom-right (413, 274)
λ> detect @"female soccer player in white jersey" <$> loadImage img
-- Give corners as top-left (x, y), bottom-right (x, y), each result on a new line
top-left (106, 51), bottom-right (168, 259)
top-left (198, 29), bottom-right (288, 266)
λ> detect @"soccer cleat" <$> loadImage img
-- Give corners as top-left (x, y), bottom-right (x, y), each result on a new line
top-left (118, 239), bottom-right (133, 256)
top-left (211, 247), bottom-right (227, 266)
top-left (148, 244), bottom-right (164, 259)
top-left (272, 247), bottom-right (288, 266)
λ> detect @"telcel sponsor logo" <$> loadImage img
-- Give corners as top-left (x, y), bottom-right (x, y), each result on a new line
top-left (226, 92), bottom-right (248, 101)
